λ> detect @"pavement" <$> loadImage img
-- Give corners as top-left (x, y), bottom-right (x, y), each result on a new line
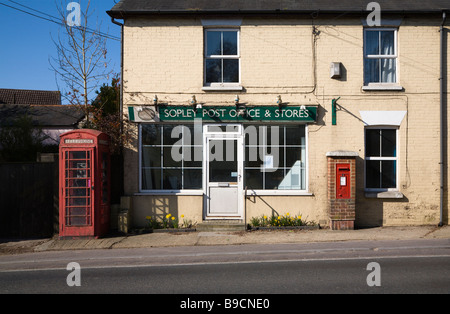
top-left (1, 225), bottom-right (450, 255)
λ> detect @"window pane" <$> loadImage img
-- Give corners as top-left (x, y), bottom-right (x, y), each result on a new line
top-left (366, 129), bottom-right (381, 157)
top-left (142, 147), bottom-right (161, 167)
top-left (183, 169), bottom-right (202, 189)
top-left (142, 168), bottom-right (161, 190)
top-left (206, 59), bottom-right (222, 83)
top-left (184, 146), bottom-right (202, 168)
top-left (286, 147), bottom-right (302, 168)
top-left (380, 31), bottom-right (395, 55)
top-left (142, 124), bottom-right (161, 145)
top-left (70, 151), bottom-right (87, 159)
top-left (285, 125), bottom-right (305, 145)
top-left (163, 125), bottom-right (185, 146)
top-left (223, 59), bottom-right (239, 83)
top-left (381, 129), bottom-right (396, 157)
top-left (223, 31), bottom-right (238, 55)
top-left (364, 58), bottom-right (380, 84)
top-left (163, 147), bottom-right (182, 167)
top-left (279, 163), bottom-right (303, 190)
top-left (245, 125), bottom-right (260, 146)
top-left (163, 169), bottom-right (182, 190)
top-left (381, 58), bottom-right (396, 83)
top-left (266, 126), bottom-right (282, 146)
top-left (264, 147), bottom-right (284, 169)
top-left (265, 169), bottom-right (286, 190)
top-left (209, 140), bottom-right (237, 183)
top-left (365, 30), bottom-right (379, 55)
top-left (245, 146), bottom-right (263, 168)
top-left (245, 170), bottom-right (263, 190)
top-left (366, 160), bottom-right (381, 189)
top-left (381, 161), bottom-right (396, 188)
top-left (206, 31), bottom-right (221, 56)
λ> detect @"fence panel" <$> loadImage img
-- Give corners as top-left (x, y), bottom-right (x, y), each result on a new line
top-left (0, 162), bottom-right (57, 238)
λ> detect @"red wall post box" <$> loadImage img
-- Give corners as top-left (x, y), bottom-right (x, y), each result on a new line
top-left (59, 130), bottom-right (111, 239)
top-left (336, 164), bottom-right (351, 199)
top-left (327, 151), bottom-right (358, 230)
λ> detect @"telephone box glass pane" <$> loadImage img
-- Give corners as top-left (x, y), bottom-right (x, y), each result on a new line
top-left (101, 152), bottom-right (108, 205)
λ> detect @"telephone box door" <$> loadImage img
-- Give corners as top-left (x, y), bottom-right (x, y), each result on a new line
top-left (62, 149), bottom-right (95, 236)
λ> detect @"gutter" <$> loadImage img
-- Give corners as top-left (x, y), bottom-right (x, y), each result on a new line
top-left (107, 9), bottom-right (450, 18)
top-left (111, 17), bottom-right (125, 150)
top-left (440, 11), bottom-right (447, 227)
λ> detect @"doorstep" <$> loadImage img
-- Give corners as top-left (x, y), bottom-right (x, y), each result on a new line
top-left (197, 220), bottom-right (247, 232)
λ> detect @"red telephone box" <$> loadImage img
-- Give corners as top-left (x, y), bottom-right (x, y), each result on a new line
top-left (59, 130), bottom-right (111, 239)
top-left (336, 164), bottom-right (351, 199)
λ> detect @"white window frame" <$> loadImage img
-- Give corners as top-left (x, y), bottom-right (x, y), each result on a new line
top-left (364, 126), bottom-right (399, 192)
top-left (203, 28), bottom-right (242, 91)
top-left (138, 124), bottom-right (204, 195)
top-left (363, 28), bottom-right (401, 90)
top-left (244, 124), bottom-right (310, 196)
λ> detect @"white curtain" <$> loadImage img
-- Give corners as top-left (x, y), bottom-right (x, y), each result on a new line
top-left (365, 30), bottom-right (396, 84)
top-left (381, 31), bottom-right (395, 83)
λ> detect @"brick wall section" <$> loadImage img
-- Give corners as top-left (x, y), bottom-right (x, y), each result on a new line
top-left (327, 153), bottom-right (357, 230)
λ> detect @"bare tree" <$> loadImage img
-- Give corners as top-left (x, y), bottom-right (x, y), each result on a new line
top-left (50, 0), bottom-right (112, 124)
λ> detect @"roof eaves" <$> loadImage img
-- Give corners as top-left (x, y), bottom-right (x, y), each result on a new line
top-left (107, 8), bottom-right (450, 19)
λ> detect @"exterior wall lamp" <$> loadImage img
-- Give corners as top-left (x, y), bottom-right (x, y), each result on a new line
top-left (277, 95), bottom-right (283, 110)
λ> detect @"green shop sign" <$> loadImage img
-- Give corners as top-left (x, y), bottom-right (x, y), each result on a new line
top-left (130, 105), bottom-right (317, 123)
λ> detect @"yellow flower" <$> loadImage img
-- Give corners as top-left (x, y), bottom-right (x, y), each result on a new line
top-left (277, 216), bottom-right (281, 220)
top-left (181, 215), bottom-right (185, 218)
top-left (286, 212), bottom-right (290, 216)
top-left (263, 215), bottom-right (267, 220)
top-left (171, 216), bottom-right (175, 221)
top-left (146, 216), bottom-right (152, 220)
top-left (166, 214), bottom-right (171, 219)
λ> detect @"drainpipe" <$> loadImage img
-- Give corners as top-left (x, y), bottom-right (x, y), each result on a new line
top-left (440, 12), bottom-right (447, 227)
top-left (111, 17), bottom-right (124, 148)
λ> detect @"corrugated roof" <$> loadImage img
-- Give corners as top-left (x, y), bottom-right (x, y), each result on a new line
top-left (0, 89), bottom-right (61, 106)
top-left (108, 0), bottom-right (450, 17)
top-left (0, 104), bottom-right (85, 127)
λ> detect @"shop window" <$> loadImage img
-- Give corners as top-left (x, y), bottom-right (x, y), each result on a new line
top-left (364, 29), bottom-right (398, 86)
top-left (141, 124), bottom-right (202, 191)
top-left (244, 125), bottom-right (307, 191)
top-left (365, 128), bottom-right (398, 190)
top-left (204, 29), bottom-right (240, 87)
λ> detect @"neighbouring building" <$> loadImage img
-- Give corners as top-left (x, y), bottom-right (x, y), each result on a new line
top-left (0, 89), bottom-right (85, 147)
top-left (107, 0), bottom-right (450, 230)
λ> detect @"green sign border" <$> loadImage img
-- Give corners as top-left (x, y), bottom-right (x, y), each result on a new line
top-left (132, 106), bottom-right (317, 123)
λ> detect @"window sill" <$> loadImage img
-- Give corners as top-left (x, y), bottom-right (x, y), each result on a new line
top-left (362, 84), bottom-right (403, 91)
top-left (202, 85), bottom-right (244, 91)
top-left (246, 190), bottom-right (314, 196)
top-left (365, 191), bottom-right (404, 199)
top-left (135, 191), bottom-right (204, 196)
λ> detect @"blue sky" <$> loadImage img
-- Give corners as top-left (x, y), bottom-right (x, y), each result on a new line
top-left (0, 0), bottom-right (121, 104)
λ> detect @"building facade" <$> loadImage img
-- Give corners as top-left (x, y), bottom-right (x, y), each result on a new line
top-left (108, 0), bottom-right (450, 229)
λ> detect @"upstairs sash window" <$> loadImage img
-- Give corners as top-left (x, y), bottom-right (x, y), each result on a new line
top-left (364, 29), bottom-right (397, 85)
top-left (205, 29), bottom-right (240, 85)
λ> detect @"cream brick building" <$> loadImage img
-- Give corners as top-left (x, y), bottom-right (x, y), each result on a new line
top-left (108, 0), bottom-right (450, 230)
